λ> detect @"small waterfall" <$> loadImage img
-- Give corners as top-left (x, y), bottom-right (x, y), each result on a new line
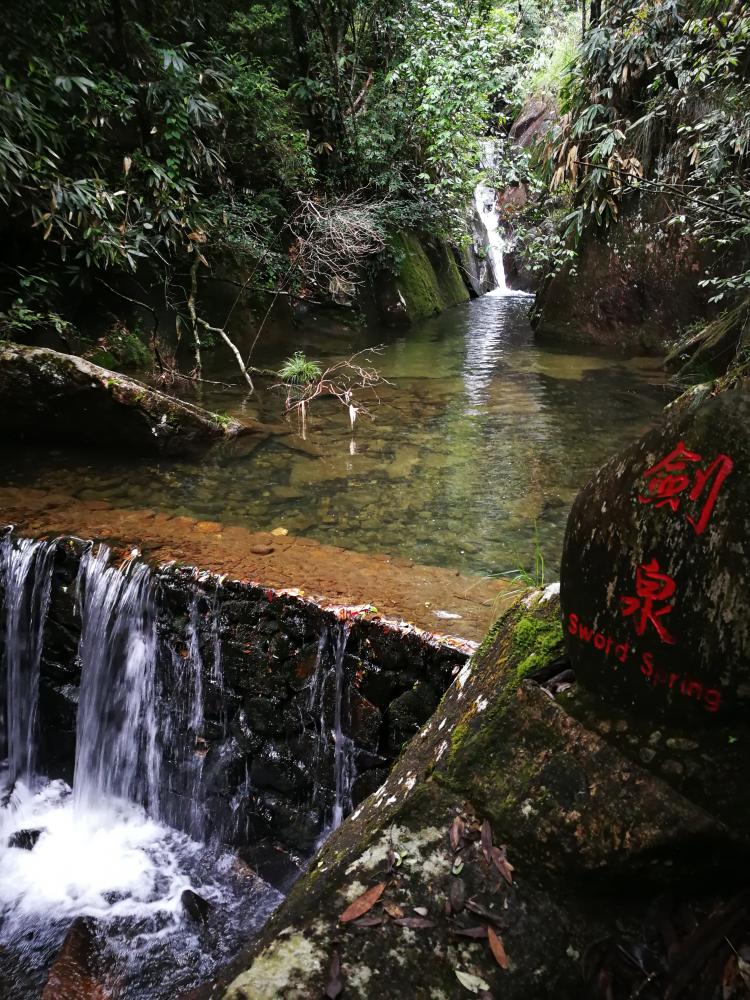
top-left (331, 621), bottom-right (355, 830)
top-left (74, 545), bottom-right (161, 812)
top-left (306, 620), bottom-right (357, 834)
top-left (0, 534), bottom-right (55, 785)
top-left (473, 139), bottom-right (508, 294)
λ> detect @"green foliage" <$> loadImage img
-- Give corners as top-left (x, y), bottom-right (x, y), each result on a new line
top-left (549, 0), bottom-right (750, 313)
top-left (278, 352), bottom-right (323, 385)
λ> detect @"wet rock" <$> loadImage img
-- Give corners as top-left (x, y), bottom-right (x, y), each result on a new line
top-left (42, 917), bottom-right (108, 999)
top-left (0, 342), bottom-right (255, 456)
top-left (8, 828), bottom-right (42, 850)
top-left (237, 840), bottom-right (305, 894)
top-left (345, 690), bottom-right (381, 752)
top-left (561, 387), bottom-right (750, 724)
top-left (181, 888), bottom-right (212, 924)
top-left (383, 680), bottom-right (441, 755)
top-left (224, 591), bottom-right (739, 1000)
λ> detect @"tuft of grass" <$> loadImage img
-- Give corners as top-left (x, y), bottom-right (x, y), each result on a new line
top-left (278, 351), bottom-right (322, 385)
top-left (513, 523), bottom-right (546, 590)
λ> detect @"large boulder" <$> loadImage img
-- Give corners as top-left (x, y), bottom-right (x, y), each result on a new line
top-left (561, 386), bottom-right (749, 723)
top-left (560, 383), bottom-right (750, 833)
top-left (219, 589), bottom-right (742, 1000)
top-left (0, 342), bottom-right (253, 455)
top-left (532, 195), bottom-right (720, 354)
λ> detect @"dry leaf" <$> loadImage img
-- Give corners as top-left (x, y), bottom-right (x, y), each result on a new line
top-left (450, 815), bottom-right (465, 852)
top-left (394, 916), bottom-right (435, 929)
top-left (490, 846), bottom-right (514, 885)
top-left (325, 948), bottom-right (343, 998)
top-left (480, 819), bottom-right (493, 863)
top-left (465, 900), bottom-right (504, 926)
top-left (450, 879), bottom-right (466, 914)
top-left (382, 901), bottom-right (404, 919)
top-left (455, 969), bottom-right (491, 993)
top-left (453, 925), bottom-right (488, 939)
top-left (340, 882), bottom-right (386, 923)
top-left (488, 926), bottom-right (509, 970)
top-left (413, 907), bottom-right (429, 917)
top-left (351, 915), bottom-right (384, 928)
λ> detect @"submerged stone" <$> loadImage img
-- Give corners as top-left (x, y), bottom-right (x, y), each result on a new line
top-left (7, 828), bottom-right (42, 850)
top-left (42, 917), bottom-right (107, 1000)
top-left (182, 889), bottom-right (212, 925)
top-left (561, 386), bottom-right (750, 724)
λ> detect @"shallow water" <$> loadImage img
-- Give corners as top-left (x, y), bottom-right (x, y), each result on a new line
top-left (0, 293), bottom-right (671, 577)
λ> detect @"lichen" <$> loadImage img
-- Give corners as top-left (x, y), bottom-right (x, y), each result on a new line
top-left (224, 930), bottom-right (324, 999)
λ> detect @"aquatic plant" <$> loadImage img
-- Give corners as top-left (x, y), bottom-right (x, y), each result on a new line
top-left (278, 352), bottom-right (323, 386)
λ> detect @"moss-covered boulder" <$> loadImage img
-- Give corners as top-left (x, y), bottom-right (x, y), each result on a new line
top-left (373, 232), bottom-right (470, 325)
top-left (220, 589), bottom-right (737, 1000)
top-left (0, 342), bottom-right (253, 456)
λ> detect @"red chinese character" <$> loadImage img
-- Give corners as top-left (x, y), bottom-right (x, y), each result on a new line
top-left (639, 440), bottom-right (733, 535)
top-left (620, 558), bottom-right (676, 644)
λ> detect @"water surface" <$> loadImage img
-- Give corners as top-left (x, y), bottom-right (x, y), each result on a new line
top-left (0, 294), bottom-right (670, 577)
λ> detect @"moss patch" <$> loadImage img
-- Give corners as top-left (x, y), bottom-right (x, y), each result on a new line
top-left (394, 232), bottom-right (469, 322)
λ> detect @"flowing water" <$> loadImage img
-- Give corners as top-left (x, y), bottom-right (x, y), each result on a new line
top-left (0, 539), bottom-right (282, 998)
top-left (0, 295), bottom-right (670, 578)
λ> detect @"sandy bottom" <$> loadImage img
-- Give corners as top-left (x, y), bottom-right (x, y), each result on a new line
top-left (0, 486), bottom-right (519, 643)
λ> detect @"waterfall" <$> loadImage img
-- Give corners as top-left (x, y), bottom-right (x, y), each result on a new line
top-left (331, 621), bottom-right (355, 830)
top-left (0, 534), bottom-right (55, 785)
top-left (74, 545), bottom-right (161, 812)
top-left (473, 139), bottom-right (508, 294)
top-left (306, 620), bottom-right (356, 834)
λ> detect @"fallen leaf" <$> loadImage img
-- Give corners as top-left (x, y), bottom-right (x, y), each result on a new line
top-left (325, 948), bottom-right (343, 998)
top-left (271, 526), bottom-right (289, 536)
top-left (450, 879), bottom-right (466, 914)
top-left (490, 846), bottom-right (514, 885)
top-left (481, 819), bottom-right (493, 863)
top-left (455, 969), bottom-right (491, 993)
top-left (465, 900), bottom-right (504, 926)
top-left (382, 901), bottom-right (404, 919)
top-left (488, 926), bottom-right (509, 970)
top-left (340, 882), bottom-right (387, 923)
top-left (450, 815), bottom-right (465, 852)
top-left (413, 906), bottom-right (429, 917)
top-left (452, 859), bottom-right (464, 876)
top-left (453, 925), bottom-right (488, 939)
top-left (394, 916), bottom-right (435, 929)
top-left (351, 915), bottom-right (384, 928)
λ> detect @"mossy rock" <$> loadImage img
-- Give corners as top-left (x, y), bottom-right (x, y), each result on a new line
top-left (220, 589), bottom-right (736, 1000)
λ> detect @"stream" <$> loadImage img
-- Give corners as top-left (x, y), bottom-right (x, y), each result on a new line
top-left (0, 294), bottom-right (669, 578)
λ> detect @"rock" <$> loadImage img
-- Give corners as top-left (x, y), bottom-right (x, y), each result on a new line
top-left (8, 828), bottom-right (42, 850)
top-left (237, 840), bottom-right (305, 894)
top-left (561, 387), bottom-right (750, 724)
top-left (532, 195), bottom-right (732, 354)
top-left (42, 917), bottom-right (108, 999)
top-left (223, 591), bottom-right (739, 1000)
top-left (383, 681), bottom-right (442, 755)
top-left (0, 342), bottom-right (255, 456)
top-left (250, 545), bottom-right (274, 556)
top-left (181, 888), bottom-right (212, 924)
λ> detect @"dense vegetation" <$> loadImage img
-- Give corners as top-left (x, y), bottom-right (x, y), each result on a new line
top-left (546, 0), bottom-right (750, 372)
top-left (0, 0), bottom-right (573, 376)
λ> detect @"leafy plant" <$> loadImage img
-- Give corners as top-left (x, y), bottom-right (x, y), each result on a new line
top-left (278, 352), bottom-right (323, 386)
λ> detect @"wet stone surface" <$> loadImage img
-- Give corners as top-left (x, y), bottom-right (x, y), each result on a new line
top-left (561, 387), bottom-right (750, 724)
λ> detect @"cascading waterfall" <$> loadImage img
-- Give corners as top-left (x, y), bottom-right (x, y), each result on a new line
top-left (0, 534), bottom-right (55, 785)
top-left (0, 537), bottom-right (280, 999)
top-left (74, 544), bottom-right (161, 812)
top-left (473, 138), bottom-right (508, 294)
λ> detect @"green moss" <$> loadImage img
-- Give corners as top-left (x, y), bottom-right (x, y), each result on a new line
top-left (393, 231), bottom-right (469, 322)
top-left (511, 610), bottom-right (564, 678)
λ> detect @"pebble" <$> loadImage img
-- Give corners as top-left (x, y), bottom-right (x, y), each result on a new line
top-left (195, 520), bottom-right (222, 534)
top-left (639, 747), bottom-right (656, 764)
top-left (250, 545), bottom-right (274, 556)
top-left (665, 737), bottom-right (699, 752)
top-left (661, 759), bottom-right (684, 776)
